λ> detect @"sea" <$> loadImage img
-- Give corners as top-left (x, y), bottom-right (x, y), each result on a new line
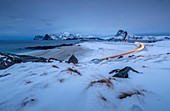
top-left (0, 40), bottom-right (81, 54)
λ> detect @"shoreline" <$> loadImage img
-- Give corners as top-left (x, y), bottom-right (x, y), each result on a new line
top-left (21, 44), bottom-right (92, 61)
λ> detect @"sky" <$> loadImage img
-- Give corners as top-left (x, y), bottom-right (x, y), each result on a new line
top-left (0, 0), bottom-right (170, 39)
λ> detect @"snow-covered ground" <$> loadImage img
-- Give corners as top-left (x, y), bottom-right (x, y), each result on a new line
top-left (0, 40), bottom-right (170, 111)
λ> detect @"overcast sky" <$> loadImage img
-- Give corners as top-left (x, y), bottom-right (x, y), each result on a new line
top-left (0, 0), bottom-right (170, 39)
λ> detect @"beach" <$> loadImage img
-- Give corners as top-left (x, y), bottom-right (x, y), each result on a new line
top-left (23, 44), bottom-right (92, 61)
top-left (22, 41), bottom-right (137, 62)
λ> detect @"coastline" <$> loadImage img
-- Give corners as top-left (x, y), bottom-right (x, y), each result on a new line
top-left (21, 44), bottom-right (92, 61)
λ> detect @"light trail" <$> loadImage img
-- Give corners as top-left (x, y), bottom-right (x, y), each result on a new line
top-left (100, 42), bottom-right (145, 60)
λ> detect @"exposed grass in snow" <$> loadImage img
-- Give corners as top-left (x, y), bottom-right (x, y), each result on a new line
top-left (87, 77), bottom-right (116, 89)
top-left (98, 93), bottom-right (108, 102)
top-left (61, 68), bottom-right (81, 76)
top-left (118, 89), bottom-right (146, 99)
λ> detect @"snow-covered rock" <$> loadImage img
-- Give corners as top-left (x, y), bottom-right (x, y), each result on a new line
top-left (0, 52), bottom-right (48, 70)
top-left (75, 34), bottom-right (82, 38)
top-left (34, 34), bottom-right (59, 40)
top-left (59, 32), bottom-right (77, 40)
top-left (43, 34), bottom-right (59, 40)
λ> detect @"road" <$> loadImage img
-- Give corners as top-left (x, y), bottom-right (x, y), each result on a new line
top-left (100, 42), bottom-right (145, 60)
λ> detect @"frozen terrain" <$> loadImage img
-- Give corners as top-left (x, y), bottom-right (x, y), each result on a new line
top-left (0, 40), bottom-right (170, 111)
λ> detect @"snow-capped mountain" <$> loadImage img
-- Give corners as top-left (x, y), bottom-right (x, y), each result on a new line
top-left (115, 30), bottom-right (128, 38)
top-left (34, 35), bottom-right (44, 40)
top-left (33, 32), bottom-right (104, 40)
top-left (59, 32), bottom-right (80, 40)
top-left (60, 32), bottom-right (74, 39)
top-left (43, 34), bottom-right (59, 40)
top-left (108, 29), bottom-right (170, 42)
top-left (34, 34), bottom-right (59, 40)
top-left (34, 32), bottom-right (82, 40)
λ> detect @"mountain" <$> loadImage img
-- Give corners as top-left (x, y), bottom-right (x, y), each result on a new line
top-left (34, 35), bottom-right (44, 40)
top-left (43, 34), bottom-right (59, 40)
top-left (34, 34), bottom-right (59, 40)
top-left (34, 32), bottom-right (104, 41)
top-left (115, 29), bottom-right (128, 38)
top-left (59, 32), bottom-right (76, 40)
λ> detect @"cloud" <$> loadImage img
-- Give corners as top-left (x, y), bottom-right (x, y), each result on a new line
top-left (0, 0), bottom-right (170, 38)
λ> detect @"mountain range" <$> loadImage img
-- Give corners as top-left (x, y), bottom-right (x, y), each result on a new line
top-left (34, 32), bottom-right (104, 40)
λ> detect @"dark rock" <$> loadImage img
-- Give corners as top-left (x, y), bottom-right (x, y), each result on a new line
top-left (164, 37), bottom-right (170, 40)
top-left (26, 46), bottom-right (57, 50)
top-left (34, 35), bottom-right (44, 40)
top-left (142, 65), bottom-right (146, 68)
top-left (43, 34), bottom-right (53, 40)
top-left (0, 73), bottom-right (11, 78)
top-left (34, 34), bottom-right (59, 40)
top-left (109, 66), bottom-right (139, 78)
top-left (68, 55), bottom-right (78, 64)
top-left (21, 98), bottom-right (37, 107)
top-left (0, 52), bottom-right (48, 70)
top-left (117, 56), bottom-right (123, 59)
top-left (128, 55), bottom-right (135, 58)
top-left (148, 41), bottom-right (156, 43)
top-left (115, 29), bottom-right (128, 40)
top-left (25, 44), bottom-right (73, 50)
top-left (25, 80), bottom-right (32, 84)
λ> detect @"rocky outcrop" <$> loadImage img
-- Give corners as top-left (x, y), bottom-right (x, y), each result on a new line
top-left (34, 34), bottom-right (59, 40)
top-left (43, 34), bottom-right (52, 40)
top-left (25, 44), bottom-right (73, 50)
top-left (0, 52), bottom-right (48, 70)
top-left (68, 55), bottom-right (78, 64)
top-left (115, 29), bottom-right (128, 40)
top-left (164, 37), bottom-right (170, 40)
top-left (34, 35), bottom-right (44, 40)
top-left (109, 66), bottom-right (139, 78)
top-left (108, 29), bottom-right (128, 41)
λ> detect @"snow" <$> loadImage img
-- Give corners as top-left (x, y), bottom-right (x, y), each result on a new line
top-left (78, 42), bottom-right (137, 62)
top-left (0, 55), bottom-right (5, 58)
top-left (62, 32), bottom-right (71, 36)
top-left (59, 32), bottom-right (74, 39)
top-left (0, 40), bottom-right (170, 111)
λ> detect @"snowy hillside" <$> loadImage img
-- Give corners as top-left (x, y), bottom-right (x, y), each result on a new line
top-left (0, 40), bottom-right (170, 111)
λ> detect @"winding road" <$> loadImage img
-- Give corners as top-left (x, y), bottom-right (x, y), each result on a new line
top-left (100, 42), bottom-right (145, 60)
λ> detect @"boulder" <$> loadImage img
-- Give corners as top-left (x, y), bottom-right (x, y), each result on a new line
top-left (109, 66), bottom-right (139, 78)
top-left (0, 52), bottom-right (48, 70)
top-left (68, 55), bottom-right (78, 64)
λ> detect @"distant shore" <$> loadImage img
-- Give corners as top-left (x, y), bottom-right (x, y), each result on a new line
top-left (22, 44), bottom-right (91, 61)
